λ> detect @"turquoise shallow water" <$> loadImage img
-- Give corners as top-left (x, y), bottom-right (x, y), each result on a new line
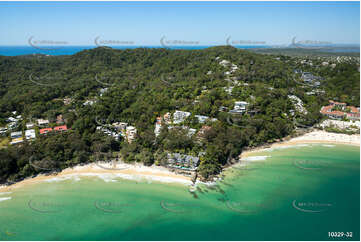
top-left (0, 143), bottom-right (359, 241)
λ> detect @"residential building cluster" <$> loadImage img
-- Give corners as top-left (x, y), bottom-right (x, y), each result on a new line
top-left (0, 112), bottom-right (70, 145)
top-left (154, 110), bottom-right (217, 137)
top-left (167, 153), bottom-right (200, 171)
top-left (320, 100), bottom-right (360, 120)
top-left (96, 122), bottom-right (137, 143)
top-left (229, 101), bottom-right (249, 114)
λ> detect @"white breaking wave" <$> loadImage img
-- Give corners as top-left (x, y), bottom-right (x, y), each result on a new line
top-left (0, 197), bottom-right (11, 202)
top-left (322, 144), bottom-right (335, 147)
top-left (264, 144), bottom-right (311, 152)
top-left (44, 173), bottom-right (192, 185)
top-left (0, 192), bottom-right (12, 195)
top-left (241, 156), bottom-right (270, 162)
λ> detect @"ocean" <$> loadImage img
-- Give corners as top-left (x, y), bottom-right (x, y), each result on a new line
top-left (0, 143), bottom-right (359, 241)
top-left (0, 45), bottom-right (271, 56)
top-left (0, 45), bottom-right (359, 57)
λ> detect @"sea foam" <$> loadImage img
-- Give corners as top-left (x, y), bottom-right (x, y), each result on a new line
top-left (242, 156), bottom-right (270, 162)
top-left (0, 197), bottom-right (11, 202)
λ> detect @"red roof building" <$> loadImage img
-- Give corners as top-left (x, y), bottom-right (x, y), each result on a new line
top-left (40, 128), bottom-right (53, 134)
top-left (54, 125), bottom-right (68, 131)
top-left (320, 100), bottom-right (360, 120)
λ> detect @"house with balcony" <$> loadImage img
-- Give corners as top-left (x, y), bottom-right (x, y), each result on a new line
top-left (167, 153), bottom-right (200, 171)
top-left (25, 129), bottom-right (36, 140)
top-left (10, 131), bottom-right (22, 139)
top-left (173, 110), bottom-right (191, 124)
top-left (320, 100), bottom-right (360, 120)
top-left (229, 101), bottom-right (248, 114)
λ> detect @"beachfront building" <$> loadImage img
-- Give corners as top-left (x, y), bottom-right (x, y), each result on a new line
top-left (173, 110), bottom-right (191, 124)
top-left (167, 153), bottom-right (200, 171)
top-left (320, 100), bottom-right (360, 120)
top-left (126, 126), bottom-right (137, 143)
top-left (25, 129), bottom-right (36, 140)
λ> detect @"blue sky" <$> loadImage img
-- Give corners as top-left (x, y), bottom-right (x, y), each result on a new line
top-left (0, 1), bottom-right (359, 46)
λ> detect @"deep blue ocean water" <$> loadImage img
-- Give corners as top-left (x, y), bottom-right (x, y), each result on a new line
top-left (0, 45), bottom-right (272, 56)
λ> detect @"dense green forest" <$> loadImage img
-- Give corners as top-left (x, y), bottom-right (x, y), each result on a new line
top-left (0, 46), bottom-right (359, 183)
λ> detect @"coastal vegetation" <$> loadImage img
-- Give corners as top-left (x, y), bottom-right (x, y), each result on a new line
top-left (0, 46), bottom-right (359, 183)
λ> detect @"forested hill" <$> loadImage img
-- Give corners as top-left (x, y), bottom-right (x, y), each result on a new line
top-left (0, 46), bottom-right (359, 183)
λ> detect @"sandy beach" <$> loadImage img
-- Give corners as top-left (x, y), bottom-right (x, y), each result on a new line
top-left (0, 162), bottom-right (193, 193)
top-left (240, 130), bottom-right (360, 158)
top-left (0, 130), bottom-right (359, 193)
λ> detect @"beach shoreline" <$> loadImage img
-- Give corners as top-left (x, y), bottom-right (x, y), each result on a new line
top-left (240, 130), bottom-right (360, 158)
top-left (0, 162), bottom-right (193, 193)
top-left (0, 130), bottom-right (359, 193)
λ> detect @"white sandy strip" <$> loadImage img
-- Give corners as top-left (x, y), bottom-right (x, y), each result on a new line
top-left (0, 197), bottom-right (11, 202)
top-left (289, 130), bottom-right (360, 145)
top-left (44, 172), bottom-right (192, 185)
top-left (0, 192), bottom-right (12, 195)
top-left (241, 130), bottom-right (359, 159)
top-left (0, 162), bottom-right (192, 193)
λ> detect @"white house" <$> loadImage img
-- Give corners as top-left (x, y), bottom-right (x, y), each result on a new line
top-left (195, 115), bottom-right (209, 124)
top-left (0, 127), bottom-right (7, 135)
top-left (37, 119), bottom-right (49, 126)
top-left (25, 129), bottom-right (36, 140)
top-left (10, 131), bottom-right (22, 139)
top-left (126, 126), bottom-right (137, 143)
top-left (230, 101), bottom-right (248, 114)
top-left (26, 123), bottom-right (35, 129)
top-left (173, 110), bottom-right (191, 124)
